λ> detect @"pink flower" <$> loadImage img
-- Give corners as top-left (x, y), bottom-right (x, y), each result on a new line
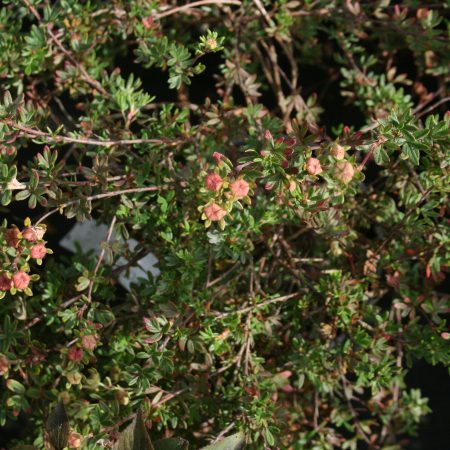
top-left (205, 173), bottom-right (223, 191)
top-left (330, 144), bottom-right (345, 160)
top-left (12, 272), bottom-right (30, 290)
top-left (230, 179), bottom-right (250, 199)
top-left (68, 347), bottom-right (84, 363)
top-left (212, 152), bottom-right (225, 163)
top-left (68, 431), bottom-right (82, 449)
top-left (335, 161), bottom-right (355, 183)
top-left (306, 157), bottom-right (322, 175)
top-left (441, 332), bottom-right (450, 340)
top-left (264, 129), bottom-right (273, 140)
top-left (0, 274), bottom-right (12, 291)
top-left (5, 228), bottom-right (20, 248)
top-left (204, 203), bottom-right (227, 221)
top-left (30, 244), bottom-right (47, 259)
top-left (81, 335), bottom-right (98, 351)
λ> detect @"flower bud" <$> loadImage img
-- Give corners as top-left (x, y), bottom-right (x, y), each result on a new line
top-left (334, 161), bottom-right (355, 183)
top-left (330, 143), bottom-right (345, 160)
top-left (305, 157), bottom-right (322, 175)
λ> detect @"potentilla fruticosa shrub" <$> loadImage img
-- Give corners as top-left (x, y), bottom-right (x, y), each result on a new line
top-left (0, 1), bottom-right (449, 449)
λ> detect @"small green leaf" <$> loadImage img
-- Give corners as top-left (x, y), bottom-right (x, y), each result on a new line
top-left (46, 400), bottom-right (69, 450)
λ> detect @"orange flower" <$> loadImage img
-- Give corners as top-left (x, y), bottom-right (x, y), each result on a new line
top-left (205, 173), bottom-right (223, 191)
top-left (230, 178), bottom-right (249, 199)
top-left (12, 272), bottom-right (30, 290)
top-left (306, 157), bottom-right (322, 175)
top-left (204, 203), bottom-right (227, 221)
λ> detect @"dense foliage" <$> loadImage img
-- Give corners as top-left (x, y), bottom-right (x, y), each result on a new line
top-left (0, 0), bottom-right (449, 449)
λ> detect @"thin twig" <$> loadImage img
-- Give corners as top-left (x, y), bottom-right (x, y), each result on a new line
top-left (87, 215), bottom-right (117, 303)
top-left (34, 186), bottom-right (160, 225)
top-left (155, 0), bottom-right (241, 19)
top-left (3, 120), bottom-right (179, 147)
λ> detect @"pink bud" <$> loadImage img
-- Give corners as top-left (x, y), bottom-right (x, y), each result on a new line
top-left (12, 272), bottom-right (30, 290)
top-left (230, 178), bottom-right (250, 199)
top-left (330, 144), bottom-right (345, 160)
top-left (81, 335), bottom-right (98, 351)
top-left (264, 129), bottom-right (273, 140)
top-left (0, 274), bottom-right (12, 292)
top-left (142, 15), bottom-right (154, 29)
top-left (204, 203), bottom-right (227, 221)
top-left (5, 228), bottom-right (20, 248)
top-left (275, 137), bottom-right (285, 145)
top-left (0, 354), bottom-right (9, 375)
top-left (306, 157), bottom-right (323, 176)
top-left (441, 332), bottom-right (450, 340)
top-left (334, 161), bottom-right (355, 183)
top-left (212, 152), bottom-right (225, 162)
top-left (30, 244), bottom-right (47, 259)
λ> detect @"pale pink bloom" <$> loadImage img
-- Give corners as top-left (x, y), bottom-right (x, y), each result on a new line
top-left (0, 274), bottom-right (12, 291)
top-left (68, 347), bottom-right (84, 363)
top-left (30, 244), bottom-right (47, 259)
top-left (230, 179), bottom-right (250, 199)
top-left (81, 335), bottom-right (98, 351)
top-left (441, 332), bottom-right (450, 340)
top-left (205, 173), bottom-right (223, 191)
top-left (12, 272), bottom-right (30, 290)
top-left (330, 144), bottom-right (345, 160)
top-left (204, 203), bottom-right (227, 221)
top-left (264, 129), bottom-right (272, 140)
top-left (306, 157), bottom-right (322, 175)
top-left (335, 161), bottom-right (355, 183)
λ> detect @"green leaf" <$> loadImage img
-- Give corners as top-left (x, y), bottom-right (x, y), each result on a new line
top-left (46, 400), bottom-right (69, 450)
top-left (113, 410), bottom-right (155, 450)
top-left (6, 379), bottom-right (25, 394)
top-left (199, 432), bottom-right (245, 450)
top-left (402, 143), bottom-right (420, 165)
top-left (154, 437), bottom-right (189, 450)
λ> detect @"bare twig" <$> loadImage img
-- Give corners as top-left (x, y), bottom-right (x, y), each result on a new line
top-left (34, 186), bottom-right (160, 225)
top-left (155, 0), bottom-right (241, 19)
top-left (86, 215), bottom-right (117, 303)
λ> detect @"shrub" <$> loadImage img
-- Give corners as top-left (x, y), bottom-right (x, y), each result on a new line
top-left (0, 1), bottom-right (449, 449)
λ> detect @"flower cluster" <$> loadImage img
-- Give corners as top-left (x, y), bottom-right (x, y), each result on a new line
top-left (199, 152), bottom-right (252, 229)
top-left (0, 218), bottom-right (51, 298)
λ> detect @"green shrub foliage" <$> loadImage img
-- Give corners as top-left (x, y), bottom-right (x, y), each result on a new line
top-left (0, 0), bottom-right (449, 448)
